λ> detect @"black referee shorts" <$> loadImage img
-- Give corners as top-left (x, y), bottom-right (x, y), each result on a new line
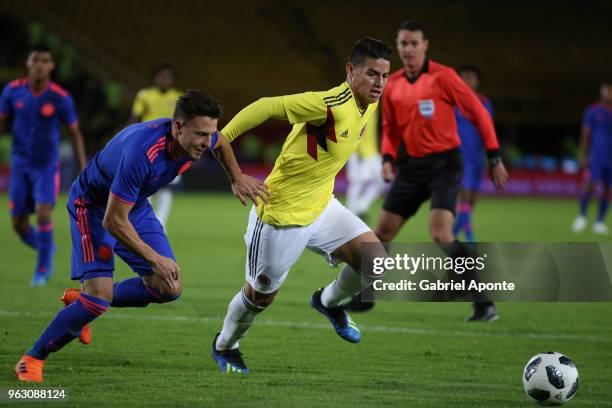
top-left (382, 148), bottom-right (463, 220)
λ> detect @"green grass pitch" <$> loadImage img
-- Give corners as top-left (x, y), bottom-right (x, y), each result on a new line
top-left (0, 193), bottom-right (611, 407)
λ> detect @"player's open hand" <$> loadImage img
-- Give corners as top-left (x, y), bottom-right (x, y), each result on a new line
top-left (151, 256), bottom-right (180, 290)
top-left (231, 173), bottom-right (270, 206)
top-left (381, 161), bottom-right (396, 182)
top-left (490, 160), bottom-right (508, 190)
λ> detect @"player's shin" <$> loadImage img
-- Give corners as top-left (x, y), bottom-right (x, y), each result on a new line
top-left (35, 221), bottom-right (54, 275)
top-left (216, 288), bottom-right (265, 350)
top-left (27, 294), bottom-right (109, 360)
top-left (597, 195), bottom-right (610, 222)
top-left (321, 265), bottom-right (363, 307)
top-left (19, 225), bottom-right (38, 249)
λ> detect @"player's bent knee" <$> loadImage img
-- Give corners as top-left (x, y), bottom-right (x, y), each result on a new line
top-left (151, 282), bottom-right (182, 303)
top-left (243, 283), bottom-right (277, 308)
top-left (11, 220), bottom-right (29, 236)
top-left (81, 281), bottom-right (114, 303)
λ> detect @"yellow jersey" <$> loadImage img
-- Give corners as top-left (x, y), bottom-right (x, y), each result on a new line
top-left (355, 106), bottom-right (379, 159)
top-left (131, 87), bottom-right (182, 122)
top-left (223, 82), bottom-right (378, 226)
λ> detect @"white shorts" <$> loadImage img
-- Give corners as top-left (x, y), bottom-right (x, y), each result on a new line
top-left (244, 197), bottom-right (371, 293)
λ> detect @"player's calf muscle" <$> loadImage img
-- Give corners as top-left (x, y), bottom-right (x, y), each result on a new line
top-left (81, 277), bottom-right (113, 302)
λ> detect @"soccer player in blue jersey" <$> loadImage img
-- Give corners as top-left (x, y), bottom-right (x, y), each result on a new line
top-left (0, 45), bottom-right (87, 286)
top-left (15, 90), bottom-right (268, 382)
top-left (572, 82), bottom-right (612, 235)
top-left (452, 65), bottom-right (493, 242)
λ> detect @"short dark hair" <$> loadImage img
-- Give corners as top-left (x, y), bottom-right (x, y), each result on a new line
top-left (153, 63), bottom-right (176, 79)
top-left (456, 64), bottom-right (481, 80)
top-left (398, 20), bottom-right (428, 39)
top-left (29, 44), bottom-right (52, 55)
top-left (173, 89), bottom-right (223, 123)
top-left (348, 37), bottom-right (392, 66)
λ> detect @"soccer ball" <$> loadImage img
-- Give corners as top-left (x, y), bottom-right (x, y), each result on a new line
top-left (522, 352), bottom-right (579, 405)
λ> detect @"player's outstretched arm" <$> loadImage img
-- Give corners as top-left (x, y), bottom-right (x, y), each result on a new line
top-left (103, 194), bottom-right (179, 289)
top-left (67, 124), bottom-right (88, 171)
top-left (212, 133), bottom-right (270, 206)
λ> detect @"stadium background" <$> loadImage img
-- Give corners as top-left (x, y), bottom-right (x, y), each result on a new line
top-left (1, 0), bottom-right (612, 195)
top-left (1, 1), bottom-right (612, 407)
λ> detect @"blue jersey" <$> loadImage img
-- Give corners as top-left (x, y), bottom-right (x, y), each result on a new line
top-left (73, 118), bottom-right (194, 207)
top-left (456, 93), bottom-right (493, 161)
top-left (0, 78), bottom-right (78, 168)
top-left (583, 103), bottom-right (612, 160)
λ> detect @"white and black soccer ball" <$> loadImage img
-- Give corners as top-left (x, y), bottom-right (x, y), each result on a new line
top-left (522, 352), bottom-right (579, 405)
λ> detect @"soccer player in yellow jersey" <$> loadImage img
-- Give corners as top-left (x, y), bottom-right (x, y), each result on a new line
top-left (130, 64), bottom-right (183, 228)
top-left (345, 106), bottom-right (385, 219)
top-left (210, 38), bottom-right (392, 374)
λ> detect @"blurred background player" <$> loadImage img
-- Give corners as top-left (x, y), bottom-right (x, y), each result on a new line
top-left (452, 65), bottom-right (494, 242)
top-left (347, 21), bottom-right (508, 320)
top-left (345, 107), bottom-right (385, 221)
top-left (572, 82), bottom-right (612, 235)
top-left (130, 64), bottom-right (183, 229)
top-left (0, 44), bottom-right (87, 286)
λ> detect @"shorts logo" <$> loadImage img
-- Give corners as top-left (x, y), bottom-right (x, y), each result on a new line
top-left (41, 103), bottom-right (55, 117)
top-left (256, 274), bottom-right (271, 287)
top-left (97, 244), bottom-right (113, 262)
top-left (418, 99), bottom-right (435, 118)
top-left (339, 129), bottom-right (349, 138)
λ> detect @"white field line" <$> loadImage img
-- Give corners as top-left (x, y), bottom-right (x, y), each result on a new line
top-left (0, 309), bottom-right (609, 343)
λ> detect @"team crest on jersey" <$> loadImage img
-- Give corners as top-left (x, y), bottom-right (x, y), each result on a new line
top-left (339, 129), bottom-right (349, 138)
top-left (359, 125), bottom-right (366, 140)
top-left (41, 103), bottom-right (55, 117)
top-left (418, 99), bottom-right (435, 118)
top-left (15, 101), bottom-right (24, 109)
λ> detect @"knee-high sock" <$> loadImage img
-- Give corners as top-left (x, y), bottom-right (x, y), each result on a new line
top-left (597, 196), bottom-right (610, 222)
top-left (154, 188), bottom-right (173, 228)
top-left (35, 222), bottom-right (54, 275)
top-left (27, 294), bottom-right (109, 360)
top-left (110, 277), bottom-right (179, 307)
top-left (579, 191), bottom-right (592, 216)
top-left (453, 202), bottom-right (472, 237)
top-left (19, 225), bottom-right (37, 249)
top-left (216, 288), bottom-right (264, 350)
top-left (321, 265), bottom-right (363, 307)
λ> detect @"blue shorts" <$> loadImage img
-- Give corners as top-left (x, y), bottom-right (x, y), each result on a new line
top-left (461, 157), bottom-right (485, 192)
top-left (8, 164), bottom-right (59, 216)
top-left (588, 158), bottom-right (612, 186)
top-left (67, 190), bottom-right (175, 282)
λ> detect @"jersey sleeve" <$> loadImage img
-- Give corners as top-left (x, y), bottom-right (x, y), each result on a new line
top-left (131, 90), bottom-right (148, 118)
top-left (282, 91), bottom-right (328, 125)
top-left (109, 149), bottom-right (152, 205)
top-left (441, 70), bottom-right (500, 155)
top-left (59, 94), bottom-right (78, 127)
top-left (0, 84), bottom-right (12, 117)
top-left (380, 87), bottom-right (401, 161)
